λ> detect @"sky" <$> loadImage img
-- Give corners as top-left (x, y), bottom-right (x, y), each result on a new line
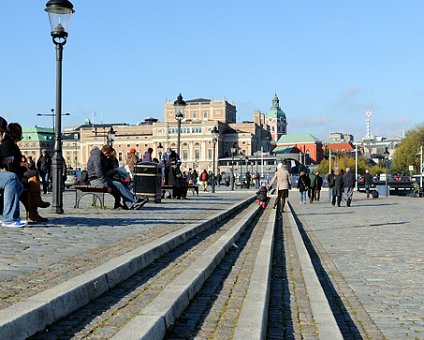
top-left (1, 1), bottom-right (423, 141)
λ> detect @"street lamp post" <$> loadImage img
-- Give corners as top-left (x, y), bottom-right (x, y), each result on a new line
top-left (174, 94), bottom-right (186, 157)
top-left (37, 108), bottom-right (54, 131)
top-left (73, 133), bottom-right (78, 168)
top-left (45, 0), bottom-right (75, 214)
top-left (245, 156), bottom-right (250, 188)
top-left (384, 150), bottom-right (390, 197)
top-left (211, 126), bottom-right (219, 193)
top-left (420, 144), bottom-right (423, 189)
top-left (355, 146), bottom-right (358, 190)
top-left (230, 142), bottom-right (237, 191)
top-left (37, 109), bottom-right (70, 130)
top-left (240, 151), bottom-right (245, 188)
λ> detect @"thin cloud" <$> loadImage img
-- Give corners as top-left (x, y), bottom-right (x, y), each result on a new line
top-left (333, 87), bottom-right (361, 109)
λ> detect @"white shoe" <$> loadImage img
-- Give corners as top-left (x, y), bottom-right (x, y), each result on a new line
top-left (2, 219), bottom-right (28, 228)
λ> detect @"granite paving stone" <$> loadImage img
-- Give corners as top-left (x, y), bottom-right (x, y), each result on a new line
top-left (290, 192), bottom-right (424, 339)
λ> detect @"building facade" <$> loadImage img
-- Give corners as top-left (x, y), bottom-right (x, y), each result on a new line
top-left (20, 96), bottom-right (283, 174)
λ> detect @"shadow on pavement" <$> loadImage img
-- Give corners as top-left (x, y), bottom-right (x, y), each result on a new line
top-left (291, 209), bottom-right (363, 339)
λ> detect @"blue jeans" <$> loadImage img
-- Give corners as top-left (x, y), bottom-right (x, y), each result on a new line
top-left (90, 178), bottom-right (139, 209)
top-left (300, 191), bottom-right (307, 203)
top-left (365, 184), bottom-right (371, 198)
top-left (41, 171), bottom-right (50, 194)
top-left (0, 172), bottom-right (23, 223)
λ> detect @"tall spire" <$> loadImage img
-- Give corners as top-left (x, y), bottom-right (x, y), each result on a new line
top-left (365, 109), bottom-right (372, 139)
top-left (272, 93), bottom-right (280, 109)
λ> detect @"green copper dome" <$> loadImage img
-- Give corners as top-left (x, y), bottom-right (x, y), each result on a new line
top-left (266, 94), bottom-right (286, 119)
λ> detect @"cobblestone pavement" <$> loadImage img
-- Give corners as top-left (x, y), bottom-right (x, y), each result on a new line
top-left (0, 189), bottom-right (252, 308)
top-left (289, 192), bottom-right (424, 339)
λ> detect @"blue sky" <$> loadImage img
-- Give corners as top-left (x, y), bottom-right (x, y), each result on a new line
top-left (1, 1), bottom-right (423, 140)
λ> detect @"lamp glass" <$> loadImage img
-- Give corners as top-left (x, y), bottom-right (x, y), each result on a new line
top-left (173, 94), bottom-right (186, 120)
top-left (175, 110), bottom-right (184, 121)
top-left (45, 0), bottom-right (74, 34)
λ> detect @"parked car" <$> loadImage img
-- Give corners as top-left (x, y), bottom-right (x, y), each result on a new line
top-left (65, 169), bottom-right (81, 188)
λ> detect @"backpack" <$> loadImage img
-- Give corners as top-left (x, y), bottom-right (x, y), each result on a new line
top-left (201, 172), bottom-right (207, 181)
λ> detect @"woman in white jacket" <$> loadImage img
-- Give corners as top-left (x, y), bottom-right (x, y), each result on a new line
top-left (268, 162), bottom-right (291, 212)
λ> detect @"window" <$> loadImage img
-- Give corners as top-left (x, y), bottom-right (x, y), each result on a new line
top-left (182, 150), bottom-right (188, 160)
top-left (194, 149), bottom-right (200, 160)
top-left (118, 152), bottom-right (123, 162)
top-left (203, 111), bottom-right (208, 118)
top-left (208, 149), bottom-right (212, 160)
top-left (193, 112), bottom-right (196, 119)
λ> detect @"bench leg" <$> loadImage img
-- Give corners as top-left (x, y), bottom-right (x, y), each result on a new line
top-left (74, 191), bottom-right (105, 209)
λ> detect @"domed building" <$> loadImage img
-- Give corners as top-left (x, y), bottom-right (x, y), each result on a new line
top-left (265, 93), bottom-right (287, 142)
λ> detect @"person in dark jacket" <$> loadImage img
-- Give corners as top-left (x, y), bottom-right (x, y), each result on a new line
top-left (327, 170), bottom-right (335, 202)
top-left (332, 169), bottom-right (344, 207)
top-left (343, 167), bottom-right (356, 207)
top-left (297, 170), bottom-right (310, 204)
top-left (308, 171), bottom-right (316, 203)
top-left (256, 181), bottom-right (268, 208)
top-left (0, 117), bottom-right (28, 227)
top-left (364, 169), bottom-right (373, 199)
top-left (313, 171), bottom-right (323, 202)
top-left (37, 149), bottom-right (51, 194)
top-left (1, 123), bottom-right (50, 222)
top-left (87, 145), bottom-right (146, 210)
top-left (27, 156), bottom-right (36, 170)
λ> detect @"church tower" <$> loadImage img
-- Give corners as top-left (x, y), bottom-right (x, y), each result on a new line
top-left (265, 93), bottom-right (287, 141)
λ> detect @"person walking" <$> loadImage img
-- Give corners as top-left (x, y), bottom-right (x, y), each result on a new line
top-left (268, 163), bottom-right (291, 212)
top-left (37, 149), bottom-right (52, 194)
top-left (332, 169), bottom-right (344, 207)
top-left (245, 170), bottom-right (251, 189)
top-left (126, 148), bottom-right (139, 175)
top-left (308, 170), bottom-right (316, 203)
top-left (256, 181), bottom-right (268, 208)
top-left (200, 169), bottom-right (209, 192)
top-left (364, 169), bottom-right (373, 199)
top-left (313, 171), bottom-right (323, 201)
top-left (327, 170), bottom-right (335, 202)
top-left (343, 167), bottom-right (356, 207)
top-left (297, 170), bottom-right (310, 204)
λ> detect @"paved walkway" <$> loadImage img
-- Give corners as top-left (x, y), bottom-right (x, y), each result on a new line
top-left (289, 191), bottom-right (424, 339)
top-left (0, 189), bottom-right (252, 282)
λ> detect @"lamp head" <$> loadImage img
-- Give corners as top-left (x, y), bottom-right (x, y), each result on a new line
top-left (211, 126), bottom-right (219, 143)
top-left (45, 0), bottom-right (75, 44)
top-left (174, 93), bottom-right (186, 121)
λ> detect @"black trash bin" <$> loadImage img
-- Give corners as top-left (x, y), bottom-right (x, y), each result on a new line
top-left (133, 162), bottom-right (162, 203)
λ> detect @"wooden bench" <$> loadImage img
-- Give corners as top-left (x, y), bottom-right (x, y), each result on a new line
top-left (73, 185), bottom-right (114, 209)
top-left (161, 184), bottom-right (199, 199)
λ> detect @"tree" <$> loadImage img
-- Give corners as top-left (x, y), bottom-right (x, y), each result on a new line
top-left (391, 125), bottom-right (424, 175)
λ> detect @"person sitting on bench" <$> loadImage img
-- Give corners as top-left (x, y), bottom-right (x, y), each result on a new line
top-left (87, 145), bottom-right (146, 210)
top-left (1, 122), bottom-right (50, 223)
top-left (0, 117), bottom-right (27, 227)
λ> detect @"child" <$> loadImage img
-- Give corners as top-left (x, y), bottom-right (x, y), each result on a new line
top-left (257, 181), bottom-right (268, 209)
